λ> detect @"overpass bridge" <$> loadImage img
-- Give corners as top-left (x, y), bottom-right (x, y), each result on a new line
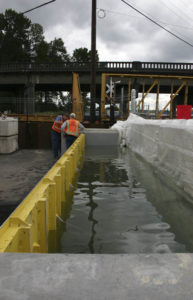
top-left (0, 61), bottom-right (193, 115)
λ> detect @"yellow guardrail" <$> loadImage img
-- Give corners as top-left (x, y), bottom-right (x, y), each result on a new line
top-left (0, 134), bottom-right (85, 253)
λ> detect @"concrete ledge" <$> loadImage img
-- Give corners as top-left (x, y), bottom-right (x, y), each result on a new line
top-left (0, 253), bottom-right (192, 300)
top-left (85, 128), bottom-right (120, 146)
top-left (0, 135), bottom-right (18, 154)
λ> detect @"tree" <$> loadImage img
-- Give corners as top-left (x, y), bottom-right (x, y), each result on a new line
top-left (0, 9), bottom-right (70, 64)
top-left (0, 10), bottom-right (100, 114)
top-left (34, 40), bottom-right (50, 63)
top-left (30, 23), bottom-right (44, 60)
top-left (48, 38), bottom-right (70, 63)
top-left (0, 9), bottom-right (32, 62)
top-left (71, 47), bottom-right (99, 62)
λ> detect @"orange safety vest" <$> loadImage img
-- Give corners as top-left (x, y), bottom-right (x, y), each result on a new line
top-left (65, 119), bottom-right (79, 137)
top-left (52, 116), bottom-right (64, 133)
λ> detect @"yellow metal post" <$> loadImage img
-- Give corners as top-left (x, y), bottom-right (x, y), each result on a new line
top-left (158, 81), bottom-right (186, 119)
top-left (170, 81), bottom-right (174, 119)
top-left (184, 82), bottom-right (188, 105)
top-left (136, 80), bottom-right (158, 109)
top-left (155, 81), bottom-right (160, 118)
top-left (36, 199), bottom-right (47, 252)
top-left (101, 73), bottom-right (106, 121)
top-left (55, 174), bottom-right (62, 216)
top-left (72, 73), bottom-right (84, 122)
top-left (142, 81), bottom-right (145, 112)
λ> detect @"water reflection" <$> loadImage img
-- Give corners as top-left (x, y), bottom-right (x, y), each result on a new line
top-left (60, 146), bottom-right (193, 254)
top-left (87, 182), bottom-right (98, 253)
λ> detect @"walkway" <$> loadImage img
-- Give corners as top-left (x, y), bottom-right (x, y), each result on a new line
top-left (0, 149), bottom-right (55, 224)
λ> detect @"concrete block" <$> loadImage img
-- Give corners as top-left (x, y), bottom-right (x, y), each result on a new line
top-left (85, 129), bottom-right (120, 146)
top-left (0, 135), bottom-right (18, 154)
top-left (0, 118), bottom-right (18, 137)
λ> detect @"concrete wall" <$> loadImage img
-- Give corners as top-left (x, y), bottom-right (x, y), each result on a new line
top-left (123, 119), bottom-right (193, 197)
top-left (61, 129), bottom-right (120, 154)
top-left (85, 128), bottom-right (120, 146)
top-left (0, 117), bottom-right (18, 153)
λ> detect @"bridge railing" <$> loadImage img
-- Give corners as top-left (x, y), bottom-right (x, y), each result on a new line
top-left (0, 61), bottom-right (193, 73)
top-left (141, 62), bottom-right (193, 71)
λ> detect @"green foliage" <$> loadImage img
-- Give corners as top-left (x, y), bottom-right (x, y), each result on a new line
top-left (0, 9), bottom-right (70, 64)
top-left (71, 47), bottom-right (99, 62)
top-left (0, 9), bottom-right (32, 62)
top-left (0, 9), bottom-right (99, 114)
top-left (48, 38), bottom-right (70, 63)
top-left (0, 9), bottom-right (99, 65)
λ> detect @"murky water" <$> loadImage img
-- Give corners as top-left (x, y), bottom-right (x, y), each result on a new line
top-left (59, 146), bottom-right (193, 254)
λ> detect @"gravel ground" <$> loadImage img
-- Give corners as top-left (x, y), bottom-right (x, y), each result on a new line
top-left (0, 149), bottom-right (56, 225)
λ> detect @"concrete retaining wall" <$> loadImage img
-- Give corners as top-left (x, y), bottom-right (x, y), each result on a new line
top-left (61, 129), bottom-right (120, 154)
top-left (85, 128), bottom-right (120, 146)
top-left (0, 118), bottom-right (18, 153)
top-left (123, 119), bottom-right (193, 197)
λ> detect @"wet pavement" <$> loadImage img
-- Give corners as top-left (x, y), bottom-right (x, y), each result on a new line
top-left (0, 149), bottom-right (56, 225)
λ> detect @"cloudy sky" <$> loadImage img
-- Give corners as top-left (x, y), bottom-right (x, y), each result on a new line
top-left (1, 0), bottom-right (193, 63)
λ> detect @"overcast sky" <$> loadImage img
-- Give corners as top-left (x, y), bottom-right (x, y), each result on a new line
top-left (1, 0), bottom-right (193, 62)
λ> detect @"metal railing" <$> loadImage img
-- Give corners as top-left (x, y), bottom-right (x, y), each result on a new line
top-left (0, 61), bottom-right (193, 73)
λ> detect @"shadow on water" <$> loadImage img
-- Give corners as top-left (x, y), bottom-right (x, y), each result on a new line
top-left (59, 146), bottom-right (193, 254)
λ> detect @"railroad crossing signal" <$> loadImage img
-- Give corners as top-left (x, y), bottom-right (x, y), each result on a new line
top-left (106, 83), bottom-right (114, 95)
top-left (106, 77), bottom-right (114, 97)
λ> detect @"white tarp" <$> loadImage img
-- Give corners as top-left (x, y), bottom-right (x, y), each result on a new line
top-left (112, 114), bottom-right (193, 197)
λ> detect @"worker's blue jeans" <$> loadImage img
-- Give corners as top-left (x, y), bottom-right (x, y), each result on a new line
top-left (65, 134), bottom-right (77, 149)
top-left (51, 130), bottom-right (61, 158)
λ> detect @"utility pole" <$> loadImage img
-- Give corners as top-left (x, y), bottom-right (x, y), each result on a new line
top-left (90, 0), bottom-right (96, 123)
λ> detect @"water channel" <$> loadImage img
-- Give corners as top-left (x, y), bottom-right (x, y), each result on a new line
top-left (59, 146), bottom-right (193, 254)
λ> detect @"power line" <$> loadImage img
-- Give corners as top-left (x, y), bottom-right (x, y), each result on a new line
top-left (159, 0), bottom-right (193, 28)
top-left (120, 0), bottom-right (193, 49)
top-left (97, 7), bottom-right (193, 30)
top-left (21, 0), bottom-right (56, 14)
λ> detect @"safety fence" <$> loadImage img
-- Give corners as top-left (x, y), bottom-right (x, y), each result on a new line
top-left (0, 134), bottom-right (85, 253)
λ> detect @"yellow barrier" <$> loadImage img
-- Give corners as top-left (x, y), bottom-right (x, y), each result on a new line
top-left (0, 134), bottom-right (85, 253)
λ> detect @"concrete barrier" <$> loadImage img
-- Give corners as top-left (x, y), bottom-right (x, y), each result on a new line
top-left (0, 117), bottom-right (18, 153)
top-left (0, 134), bottom-right (85, 253)
top-left (61, 129), bottom-right (119, 155)
top-left (122, 119), bottom-right (193, 197)
top-left (84, 128), bottom-right (120, 146)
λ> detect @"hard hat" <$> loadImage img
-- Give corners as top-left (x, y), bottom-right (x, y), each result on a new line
top-left (70, 113), bottom-right (76, 118)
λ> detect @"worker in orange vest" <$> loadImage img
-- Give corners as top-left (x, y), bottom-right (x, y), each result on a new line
top-left (61, 113), bottom-right (85, 149)
top-left (51, 114), bottom-right (68, 158)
